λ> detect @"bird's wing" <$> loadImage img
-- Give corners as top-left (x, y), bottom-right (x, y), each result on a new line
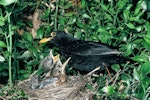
top-left (69, 40), bottom-right (123, 56)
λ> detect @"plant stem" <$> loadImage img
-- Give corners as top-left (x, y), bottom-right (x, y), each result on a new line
top-left (54, 0), bottom-right (59, 30)
top-left (7, 12), bottom-right (13, 87)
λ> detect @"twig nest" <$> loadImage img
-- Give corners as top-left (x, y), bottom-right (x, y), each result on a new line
top-left (19, 76), bottom-right (92, 100)
top-left (18, 50), bottom-right (93, 100)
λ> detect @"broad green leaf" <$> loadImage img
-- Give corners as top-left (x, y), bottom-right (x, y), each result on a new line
top-left (31, 46), bottom-right (38, 58)
top-left (0, 0), bottom-right (16, 6)
top-left (102, 86), bottom-right (116, 95)
top-left (123, 9), bottom-right (129, 21)
top-left (117, 0), bottom-right (128, 10)
top-left (65, 12), bottom-right (74, 17)
top-left (0, 16), bottom-right (5, 26)
top-left (134, 0), bottom-right (142, 15)
top-left (100, 3), bottom-right (108, 11)
top-left (0, 40), bottom-right (6, 48)
top-left (143, 41), bottom-right (150, 50)
top-left (145, 22), bottom-right (150, 35)
top-left (129, 17), bottom-right (139, 22)
top-left (121, 32), bottom-right (127, 42)
top-left (144, 36), bottom-right (150, 44)
top-left (76, 21), bottom-right (84, 28)
top-left (133, 68), bottom-right (140, 81)
top-left (0, 55), bottom-right (5, 62)
top-left (141, 62), bottom-right (150, 75)
top-left (126, 23), bottom-right (135, 29)
top-left (58, 16), bottom-right (65, 25)
top-left (44, 9), bottom-right (50, 18)
top-left (74, 31), bottom-right (81, 39)
top-left (23, 32), bottom-right (33, 42)
top-left (64, 2), bottom-right (72, 9)
top-left (81, 0), bottom-right (86, 8)
top-left (125, 43), bottom-right (132, 56)
top-left (46, 25), bottom-right (51, 33)
top-left (82, 14), bottom-right (91, 19)
top-left (132, 55), bottom-right (147, 62)
top-left (86, 83), bottom-right (94, 90)
top-left (121, 73), bottom-right (130, 85)
top-left (111, 64), bottom-right (120, 72)
top-left (67, 17), bottom-right (76, 25)
top-left (136, 26), bottom-right (142, 32)
top-left (97, 28), bottom-right (112, 43)
top-left (36, 27), bottom-right (44, 39)
top-left (28, 60), bottom-right (39, 66)
top-left (18, 50), bottom-right (32, 59)
top-left (105, 13), bottom-right (113, 21)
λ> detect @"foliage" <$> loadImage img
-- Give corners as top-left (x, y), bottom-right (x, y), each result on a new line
top-left (0, 0), bottom-right (150, 99)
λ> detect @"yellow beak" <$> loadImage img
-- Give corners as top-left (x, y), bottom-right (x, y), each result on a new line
top-left (54, 54), bottom-right (60, 62)
top-left (39, 37), bottom-right (52, 44)
top-left (39, 32), bottom-right (57, 44)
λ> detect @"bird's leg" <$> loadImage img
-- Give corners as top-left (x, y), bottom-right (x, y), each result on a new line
top-left (102, 63), bottom-right (112, 79)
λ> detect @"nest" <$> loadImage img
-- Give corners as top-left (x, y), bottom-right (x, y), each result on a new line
top-left (18, 50), bottom-right (93, 100)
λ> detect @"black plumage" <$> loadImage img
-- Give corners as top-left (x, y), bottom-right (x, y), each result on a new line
top-left (40, 31), bottom-right (129, 73)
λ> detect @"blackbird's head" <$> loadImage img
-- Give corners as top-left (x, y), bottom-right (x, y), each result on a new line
top-left (39, 31), bottom-right (75, 47)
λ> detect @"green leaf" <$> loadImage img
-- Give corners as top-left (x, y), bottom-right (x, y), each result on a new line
top-left (30, 46), bottom-right (38, 58)
top-left (123, 9), bottom-right (130, 21)
top-left (64, 2), bottom-right (72, 9)
top-left (18, 50), bottom-right (32, 59)
top-left (105, 13), bottom-right (113, 21)
top-left (0, 40), bottom-right (6, 48)
top-left (143, 41), bottom-right (150, 50)
top-left (28, 60), bottom-right (39, 66)
top-left (121, 73), bottom-right (130, 85)
top-left (74, 31), bottom-right (81, 39)
top-left (86, 83), bottom-right (94, 90)
top-left (98, 32), bottom-right (111, 44)
top-left (102, 86), bottom-right (116, 95)
top-left (67, 17), bottom-right (76, 25)
top-left (0, 0), bottom-right (16, 6)
top-left (100, 3), bottom-right (108, 11)
top-left (141, 62), bottom-right (150, 75)
top-left (23, 32), bottom-right (33, 42)
top-left (133, 68), bottom-right (140, 81)
top-left (58, 16), bottom-right (65, 25)
top-left (76, 21), bottom-right (85, 28)
top-left (81, 0), bottom-right (86, 8)
top-left (117, 0), bottom-right (128, 10)
top-left (125, 43), bottom-right (132, 56)
top-left (0, 16), bottom-right (5, 26)
top-left (0, 55), bottom-right (5, 62)
top-left (132, 55), bottom-right (147, 62)
top-left (65, 12), bottom-right (74, 17)
top-left (111, 64), bottom-right (120, 72)
top-left (36, 27), bottom-right (44, 39)
top-left (46, 25), bottom-right (51, 33)
top-left (144, 35), bottom-right (150, 44)
top-left (134, 0), bottom-right (142, 15)
top-left (121, 32), bottom-right (127, 42)
top-left (126, 23), bottom-right (135, 29)
top-left (43, 9), bottom-right (50, 18)
top-left (82, 14), bottom-right (91, 19)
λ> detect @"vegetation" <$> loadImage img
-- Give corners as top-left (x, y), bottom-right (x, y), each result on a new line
top-left (0, 0), bottom-right (150, 99)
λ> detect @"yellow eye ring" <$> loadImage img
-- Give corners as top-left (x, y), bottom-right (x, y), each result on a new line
top-left (51, 32), bottom-right (57, 37)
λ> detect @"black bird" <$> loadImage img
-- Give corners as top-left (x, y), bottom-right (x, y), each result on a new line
top-left (39, 31), bottom-right (129, 73)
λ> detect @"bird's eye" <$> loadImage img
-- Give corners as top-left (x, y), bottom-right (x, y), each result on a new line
top-left (51, 32), bottom-right (57, 37)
